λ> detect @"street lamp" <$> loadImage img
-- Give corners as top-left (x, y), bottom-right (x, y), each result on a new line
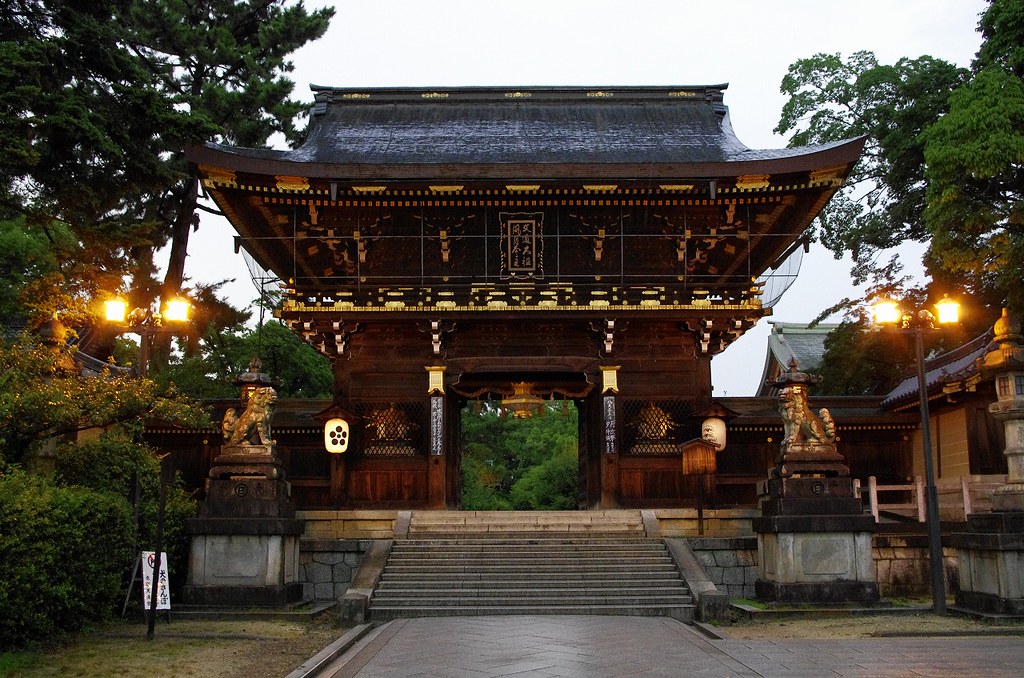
top-left (104, 295), bottom-right (191, 376)
top-left (873, 295), bottom-right (960, 614)
top-left (104, 293), bottom-right (191, 638)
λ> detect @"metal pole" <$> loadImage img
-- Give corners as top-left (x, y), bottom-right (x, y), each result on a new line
top-left (137, 326), bottom-right (151, 377)
top-left (147, 459), bottom-right (167, 640)
top-left (914, 327), bottom-right (947, 614)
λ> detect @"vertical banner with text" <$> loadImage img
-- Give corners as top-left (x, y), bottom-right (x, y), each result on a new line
top-left (141, 551), bottom-right (171, 610)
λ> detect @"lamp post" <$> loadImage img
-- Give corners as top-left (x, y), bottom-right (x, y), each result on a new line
top-left (873, 295), bottom-right (960, 615)
top-left (104, 293), bottom-right (191, 637)
top-left (105, 295), bottom-right (191, 376)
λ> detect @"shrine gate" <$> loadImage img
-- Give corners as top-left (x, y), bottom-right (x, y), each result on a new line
top-left (188, 85), bottom-right (862, 509)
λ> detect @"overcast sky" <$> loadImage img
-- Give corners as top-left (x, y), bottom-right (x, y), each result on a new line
top-left (187, 0), bottom-right (988, 396)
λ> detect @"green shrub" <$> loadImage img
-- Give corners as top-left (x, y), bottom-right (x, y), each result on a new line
top-left (54, 430), bottom-right (196, 599)
top-left (0, 471), bottom-right (132, 648)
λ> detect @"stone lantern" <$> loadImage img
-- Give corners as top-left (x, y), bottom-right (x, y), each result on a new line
top-left (953, 309), bottom-right (1024, 615)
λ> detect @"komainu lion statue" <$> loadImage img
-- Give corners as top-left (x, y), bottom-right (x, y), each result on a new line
top-left (778, 385), bottom-right (836, 448)
top-left (222, 386), bottom-right (277, 447)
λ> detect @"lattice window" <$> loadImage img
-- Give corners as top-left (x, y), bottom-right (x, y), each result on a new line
top-left (354, 401), bottom-right (425, 457)
top-left (622, 399), bottom-right (695, 455)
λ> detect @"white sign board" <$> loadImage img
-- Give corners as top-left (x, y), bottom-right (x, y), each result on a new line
top-left (141, 551), bottom-right (170, 610)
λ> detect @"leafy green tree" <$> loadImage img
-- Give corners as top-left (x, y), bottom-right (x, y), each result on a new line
top-left (778, 0), bottom-right (1024, 320)
top-left (121, 0), bottom-right (334, 309)
top-left (1, 1), bottom-right (333, 358)
top-left (922, 0), bottom-right (1024, 313)
top-left (0, 333), bottom-right (207, 469)
top-left (150, 317), bottom-right (333, 400)
top-left (0, 331), bottom-right (206, 646)
top-left (776, 51), bottom-right (968, 290)
top-left (508, 444), bottom-right (578, 510)
top-left (460, 403), bottom-right (579, 510)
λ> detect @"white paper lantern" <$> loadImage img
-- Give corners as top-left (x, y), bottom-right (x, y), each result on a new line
top-left (701, 417), bottom-right (726, 451)
top-left (324, 418), bottom-right (350, 454)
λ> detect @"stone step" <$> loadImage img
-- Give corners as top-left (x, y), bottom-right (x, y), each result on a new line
top-left (382, 564), bottom-right (681, 576)
top-left (377, 575), bottom-right (685, 587)
top-left (407, 510), bottom-right (648, 536)
top-left (369, 603), bottom-right (695, 623)
top-left (372, 594), bottom-right (694, 608)
top-left (385, 555), bottom-right (673, 566)
top-left (373, 586), bottom-right (690, 599)
top-left (369, 527), bottom-right (690, 621)
top-left (390, 541), bottom-right (663, 551)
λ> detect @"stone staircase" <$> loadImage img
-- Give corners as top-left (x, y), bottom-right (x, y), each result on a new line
top-left (368, 511), bottom-right (695, 622)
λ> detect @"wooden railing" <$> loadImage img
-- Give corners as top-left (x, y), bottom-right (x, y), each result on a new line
top-left (862, 474), bottom-right (1007, 522)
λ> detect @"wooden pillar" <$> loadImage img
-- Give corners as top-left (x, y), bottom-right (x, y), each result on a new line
top-left (426, 366), bottom-right (447, 509)
top-left (599, 365), bottom-right (620, 508)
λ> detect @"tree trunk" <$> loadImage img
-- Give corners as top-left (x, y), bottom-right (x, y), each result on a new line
top-left (151, 176), bottom-right (200, 370)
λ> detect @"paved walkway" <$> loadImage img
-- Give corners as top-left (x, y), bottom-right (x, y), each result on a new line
top-left (318, 615), bottom-right (1024, 678)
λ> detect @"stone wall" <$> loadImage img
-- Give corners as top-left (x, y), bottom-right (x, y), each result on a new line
top-left (298, 510), bottom-right (397, 539)
top-left (654, 508), bottom-right (757, 538)
top-left (298, 539), bottom-right (371, 601)
top-left (687, 533), bottom-right (960, 601)
top-left (689, 537), bottom-right (758, 599)
top-left (872, 533), bottom-right (959, 597)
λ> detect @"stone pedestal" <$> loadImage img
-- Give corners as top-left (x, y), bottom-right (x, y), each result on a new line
top-left (952, 512), bottom-right (1024, 616)
top-left (183, 447), bottom-right (305, 606)
top-left (952, 308), bottom-right (1024, 617)
top-left (754, 477), bottom-right (879, 604)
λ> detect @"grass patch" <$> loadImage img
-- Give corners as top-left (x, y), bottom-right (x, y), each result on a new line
top-left (0, 618), bottom-right (344, 678)
top-left (732, 598), bottom-right (768, 610)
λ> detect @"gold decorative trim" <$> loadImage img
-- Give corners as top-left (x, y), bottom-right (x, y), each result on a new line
top-left (659, 184), bottom-right (695, 192)
top-left (600, 366), bottom-right (620, 394)
top-left (425, 366), bottom-right (447, 394)
top-left (505, 185), bottom-right (541, 192)
top-left (586, 91), bottom-right (613, 98)
top-left (199, 165), bottom-right (237, 187)
top-left (583, 184), bottom-right (618, 193)
top-left (341, 93), bottom-right (370, 99)
top-left (421, 92), bottom-right (449, 99)
top-left (668, 91), bottom-right (697, 98)
top-left (429, 185), bottom-right (464, 193)
top-left (352, 185), bottom-right (388, 194)
top-left (735, 174), bottom-right (771, 190)
top-left (275, 175), bottom-right (310, 192)
top-left (809, 166), bottom-right (846, 186)
top-left (505, 91), bottom-right (532, 98)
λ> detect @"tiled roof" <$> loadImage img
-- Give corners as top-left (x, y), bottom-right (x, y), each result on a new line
top-left (756, 322), bottom-right (838, 396)
top-left (881, 333), bottom-right (993, 408)
top-left (193, 85), bottom-right (864, 178)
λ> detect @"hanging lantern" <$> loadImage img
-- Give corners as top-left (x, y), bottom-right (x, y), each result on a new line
top-left (701, 417), bottom-right (727, 451)
top-left (324, 418), bottom-right (350, 454)
top-left (501, 382), bottom-right (546, 419)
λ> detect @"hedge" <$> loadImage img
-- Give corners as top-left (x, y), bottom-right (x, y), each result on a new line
top-left (0, 471), bottom-right (132, 649)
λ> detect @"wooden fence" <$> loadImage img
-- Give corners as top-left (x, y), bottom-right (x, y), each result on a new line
top-left (861, 474), bottom-right (1007, 522)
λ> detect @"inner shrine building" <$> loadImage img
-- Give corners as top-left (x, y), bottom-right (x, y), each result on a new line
top-left (187, 85), bottom-right (863, 510)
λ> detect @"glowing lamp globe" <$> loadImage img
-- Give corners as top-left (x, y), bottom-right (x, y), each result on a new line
top-left (105, 298), bottom-right (127, 323)
top-left (872, 300), bottom-right (900, 326)
top-left (935, 296), bottom-right (960, 325)
top-left (164, 297), bottom-right (190, 322)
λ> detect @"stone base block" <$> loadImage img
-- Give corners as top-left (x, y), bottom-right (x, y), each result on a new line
top-left (182, 582), bottom-right (304, 607)
top-left (184, 523), bottom-right (304, 607)
top-left (201, 477), bottom-right (295, 519)
top-left (755, 580), bottom-right (880, 604)
top-left (757, 530), bottom-right (879, 605)
top-left (955, 590), bottom-right (1024, 616)
top-left (953, 524), bottom-right (1024, 617)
